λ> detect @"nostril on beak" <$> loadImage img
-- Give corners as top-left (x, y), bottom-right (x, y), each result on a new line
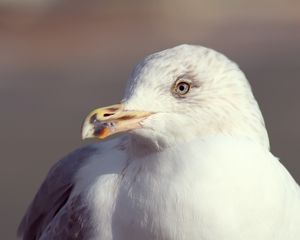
top-left (103, 113), bottom-right (114, 118)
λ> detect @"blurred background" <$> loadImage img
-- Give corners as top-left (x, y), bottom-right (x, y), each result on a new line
top-left (0, 0), bottom-right (299, 239)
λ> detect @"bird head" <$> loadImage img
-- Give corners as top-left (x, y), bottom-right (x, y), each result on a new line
top-left (82, 44), bottom-right (269, 152)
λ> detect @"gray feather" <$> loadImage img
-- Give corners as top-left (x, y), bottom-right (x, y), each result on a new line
top-left (18, 145), bottom-right (97, 240)
top-left (39, 195), bottom-right (92, 240)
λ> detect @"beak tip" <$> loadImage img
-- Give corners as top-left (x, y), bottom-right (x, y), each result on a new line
top-left (81, 133), bottom-right (88, 140)
top-left (81, 121), bottom-right (95, 140)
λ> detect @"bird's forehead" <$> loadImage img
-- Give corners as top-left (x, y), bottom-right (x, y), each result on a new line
top-left (131, 54), bottom-right (198, 87)
top-left (131, 45), bottom-right (226, 84)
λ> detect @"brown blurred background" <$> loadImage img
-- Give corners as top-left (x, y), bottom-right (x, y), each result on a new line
top-left (0, 0), bottom-right (300, 239)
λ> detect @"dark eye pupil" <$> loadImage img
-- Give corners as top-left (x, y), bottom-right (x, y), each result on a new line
top-left (179, 85), bottom-right (185, 91)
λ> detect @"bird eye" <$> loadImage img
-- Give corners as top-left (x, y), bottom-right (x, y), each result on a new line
top-left (173, 80), bottom-right (191, 96)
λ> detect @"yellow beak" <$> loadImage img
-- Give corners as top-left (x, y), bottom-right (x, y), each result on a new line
top-left (81, 103), bottom-right (152, 140)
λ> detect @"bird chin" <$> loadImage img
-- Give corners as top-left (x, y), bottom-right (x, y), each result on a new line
top-left (129, 127), bottom-right (156, 141)
top-left (128, 127), bottom-right (170, 154)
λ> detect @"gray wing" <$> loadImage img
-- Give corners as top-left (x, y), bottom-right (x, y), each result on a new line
top-left (18, 145), bottom-right (98, 240)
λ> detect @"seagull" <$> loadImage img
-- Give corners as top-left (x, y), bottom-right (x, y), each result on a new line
top-left (18, 44), bottom-right (300, 240)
